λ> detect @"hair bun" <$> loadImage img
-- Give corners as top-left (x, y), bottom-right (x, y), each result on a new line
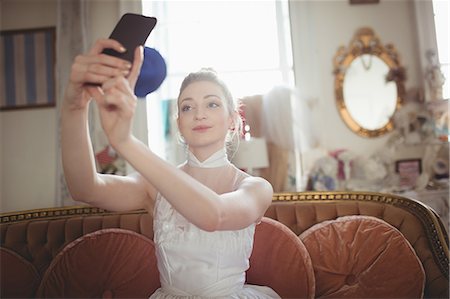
top-left (199, 67), bottom-right (217, 74)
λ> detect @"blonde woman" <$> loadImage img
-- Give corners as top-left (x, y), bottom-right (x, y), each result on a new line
top-left (61, 39), bottom-right (278, 298)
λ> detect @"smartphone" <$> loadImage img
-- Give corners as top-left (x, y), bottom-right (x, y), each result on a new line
top-left (102, 13), bottom-right (157, 63)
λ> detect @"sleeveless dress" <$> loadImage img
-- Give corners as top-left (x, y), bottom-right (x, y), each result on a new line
top-left (149, 149), bottom-right (280, 298)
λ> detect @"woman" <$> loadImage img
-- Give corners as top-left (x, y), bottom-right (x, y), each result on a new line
top-left (61, 39), bottom-right (278, 298)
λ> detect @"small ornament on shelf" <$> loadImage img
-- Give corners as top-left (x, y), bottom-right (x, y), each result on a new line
top-left (426, 99), bottom-right (449, 142)
top-left (425, 49), bottom-right (445, 102)
top-left (424, 49), bottom-right (448, 142)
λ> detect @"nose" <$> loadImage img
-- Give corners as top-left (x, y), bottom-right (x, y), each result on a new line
top-left (195, 107), bottom-right (207, 120)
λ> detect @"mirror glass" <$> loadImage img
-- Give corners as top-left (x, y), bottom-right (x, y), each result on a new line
top-left (334, 27), bottom-right (405, 137)
top-left (343, 54), bottom-right (397, 130)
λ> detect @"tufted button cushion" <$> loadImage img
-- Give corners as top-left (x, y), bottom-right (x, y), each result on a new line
top-left (0, 247), bottom-right (41, 298)
top-left (36, 228), bottom-right (160, 298)
top-left (247, 217), bottom-right (315, 298)
top-left (299, 215), bottom-right (425, 298)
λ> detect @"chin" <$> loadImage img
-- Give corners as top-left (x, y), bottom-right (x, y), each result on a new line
top-left (187, 138), bottom-right (225, 150)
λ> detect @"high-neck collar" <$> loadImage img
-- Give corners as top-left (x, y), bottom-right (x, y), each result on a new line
top-left (187, 148), bottom-right (230, 168)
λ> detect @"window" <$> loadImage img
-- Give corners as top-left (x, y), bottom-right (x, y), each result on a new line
top-left (142, 1), bottom-right (294, 161)
top-left (432, 0), bottom-right (449, 100)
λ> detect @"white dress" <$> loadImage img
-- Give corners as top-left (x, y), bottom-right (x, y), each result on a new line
top-left (149, 149), bottom-right (280, 298)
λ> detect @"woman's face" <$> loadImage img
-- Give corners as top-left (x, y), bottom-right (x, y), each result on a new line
top-left (177, 80), bottom-right (233, 151)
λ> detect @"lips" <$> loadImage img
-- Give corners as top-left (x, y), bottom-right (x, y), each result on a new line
top-left (192, 125), bottom-right (212, 131)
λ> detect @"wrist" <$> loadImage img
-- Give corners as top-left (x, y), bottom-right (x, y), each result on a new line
top-left (61, 98), bottom-right (88, 119)
top-left (63, 83), bottom-right (90, 112)
top-left (111, 135), bottom-right (138, 156)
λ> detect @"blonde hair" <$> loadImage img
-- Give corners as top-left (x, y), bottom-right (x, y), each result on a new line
top-left (177, 68), bottom-right (243, 155)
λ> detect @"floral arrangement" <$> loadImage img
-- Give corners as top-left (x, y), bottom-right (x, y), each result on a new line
top-left (307, 149), bottom-right (357, 191)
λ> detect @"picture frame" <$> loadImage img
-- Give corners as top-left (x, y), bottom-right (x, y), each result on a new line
top-left (0, 27), bottom-right (56, 111)
top-left (395, 158), bottom-right (422, 188)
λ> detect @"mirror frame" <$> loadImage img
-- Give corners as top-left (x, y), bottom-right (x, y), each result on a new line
top-left (333, 27), bottom-right (406, 138)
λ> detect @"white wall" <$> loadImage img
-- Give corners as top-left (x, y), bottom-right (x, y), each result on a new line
top-left (0, 0), bottom-right (135, 212)
top-left (1, 0), bottom-right (58, 212)
top-left (0, 0), bottom-right (435, 212)
top-left (289, 0), bottom-right (423, 171)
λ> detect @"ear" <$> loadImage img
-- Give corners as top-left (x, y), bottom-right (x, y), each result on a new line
top-left (229, 111), bottom-right (239, 130)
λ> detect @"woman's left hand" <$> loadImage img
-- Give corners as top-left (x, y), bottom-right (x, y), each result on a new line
top-left (94, 46), bottom-right (144, 148)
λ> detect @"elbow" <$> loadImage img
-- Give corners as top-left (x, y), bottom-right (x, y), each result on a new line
top-left (201, 223), bottom-right (218, 232)
top-left (64, 174), bottom-right (103, 206)
top-left (198, 205), bottom-right (222, 232)
top-left (69, 190), bottom-right (91, 205)
top-left (66, 184), bottom-right (96, 205)
top-left (199, 216), bottom-right (221, 232)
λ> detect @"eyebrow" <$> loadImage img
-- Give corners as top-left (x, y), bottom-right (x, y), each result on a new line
top-left (179, 97), bottom-right (193, 104)
top-left (180, 94), bottom-right (222, 104)
top-left (204, 94), bottom-right (221, 100)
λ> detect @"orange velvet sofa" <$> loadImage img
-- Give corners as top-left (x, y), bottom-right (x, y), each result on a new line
top-left (1, 191), bottom-right (448, 298)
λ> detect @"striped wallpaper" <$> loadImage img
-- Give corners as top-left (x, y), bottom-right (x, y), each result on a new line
top-left (0, 27), bottom-right (55, 110)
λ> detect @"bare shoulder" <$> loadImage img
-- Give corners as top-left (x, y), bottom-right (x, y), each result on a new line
top-left (238, 174), bottom-right (273, 202)
top-left (240, 174), bottom-right (272, 188)
top-left (233, 174), bottom-right (273, 224)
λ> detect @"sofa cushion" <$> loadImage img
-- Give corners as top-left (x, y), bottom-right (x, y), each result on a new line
top-left (247, 217), bottom-right (315, 298)
top-left (0, 247), bottom-right (41, 298)
top-left (36, 228), bottom-right (160, 298)
top-left (299, 215), bottom-right (425, 298)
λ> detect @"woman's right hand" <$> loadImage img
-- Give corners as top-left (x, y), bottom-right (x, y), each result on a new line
top-left (64, 39), bottom-right (133, 111)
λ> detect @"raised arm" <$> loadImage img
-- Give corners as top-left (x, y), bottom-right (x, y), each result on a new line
top-left (94, 65), bottom-right (272, 231)
top-left (61, 39), bottom-right (153, 212)
top-left (107, 136), bottom-right (273, 232)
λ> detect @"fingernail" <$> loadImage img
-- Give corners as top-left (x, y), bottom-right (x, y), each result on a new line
top-left (119, 46), bottom-right (126, 53)
top-left (125, 62), bottom-right (132, 69)
top-left (122, 70), bottom-right (130, 76)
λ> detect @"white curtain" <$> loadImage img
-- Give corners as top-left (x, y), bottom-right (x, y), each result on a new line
top-left (116, 1), bottom-right (149, 175)
top-left (55, 0), bottom-right (90, 207)
top-left (55, 0), bottom-right (145, 206)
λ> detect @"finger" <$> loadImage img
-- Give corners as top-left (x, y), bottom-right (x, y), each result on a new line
top-left (102, 76), bottom-right (133, 95)
top-left (85, 63), bottom-right (130, 79)
top-left (102, 76), bottom-right (137, 105)
top-left (98, 54), bottom-right (132, 70)
top-left (79, 53), bottom-right (131, 71)
top-left (102, 76), bottom-right (122, 93)
top-left (94, 88), bottom-right (118, 112)
top-left (88, 38), bottom-right (126, 55)
top-left (86, 85), bottom-right (104, 101)
top-left (127, 46), bottom-right (144, 89)
top-left (102, 88), bottom-right (136, 116)
top-left (102, 76), bottom-right (137, 108)
top-left (71, 56), bottom-right (130, 85)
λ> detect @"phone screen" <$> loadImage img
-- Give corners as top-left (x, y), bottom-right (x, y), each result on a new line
top-left (102, 13), bottom-right (157, 63)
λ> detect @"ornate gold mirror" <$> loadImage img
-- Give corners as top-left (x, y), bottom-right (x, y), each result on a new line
top-left (333, 27), bottom-right (406, 137)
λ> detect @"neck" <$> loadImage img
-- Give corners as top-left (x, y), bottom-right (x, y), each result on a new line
top-left (187, 147), bottom-right (230, 168)
top-left (188, 143), bottom-right (225, 162)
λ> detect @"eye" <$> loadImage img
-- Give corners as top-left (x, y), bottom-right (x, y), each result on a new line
top-left (181, 105), bottom-right (193, 112)
top-left (208, 102), bottom-right (220, 108)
